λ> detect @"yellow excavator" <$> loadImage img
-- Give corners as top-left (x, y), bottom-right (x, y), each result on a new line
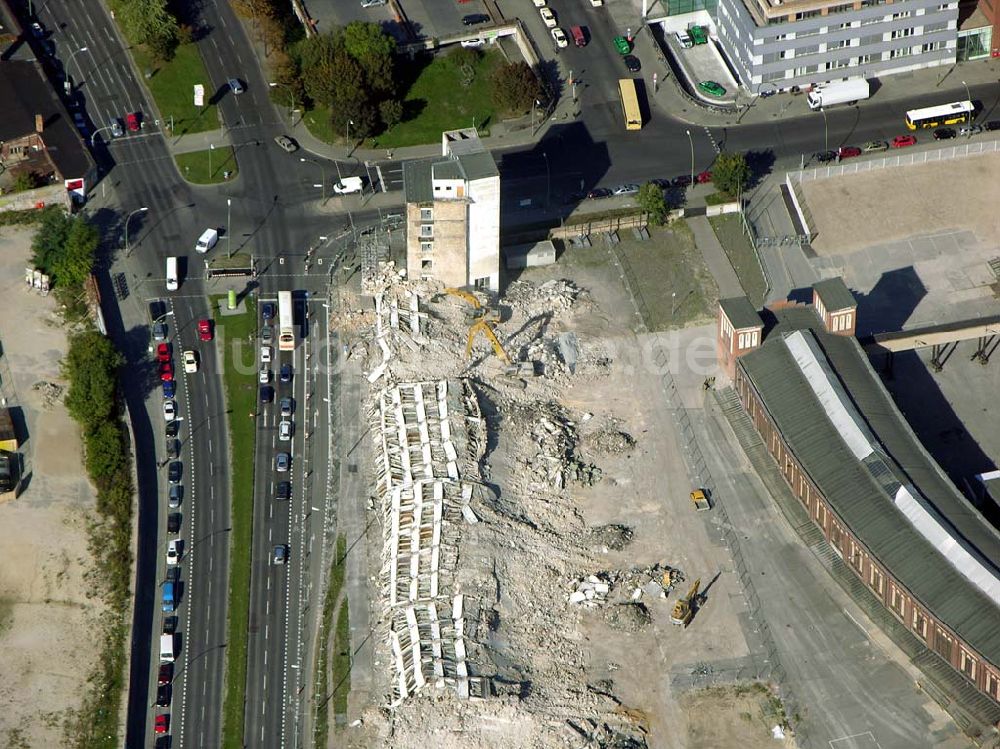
top-left (670, 578), bottom-right (702, 627)
top-left (441, 288), bottom-right (524, 373)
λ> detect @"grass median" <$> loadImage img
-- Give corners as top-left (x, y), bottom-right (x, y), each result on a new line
top-left (132, 43), bottom-right (219, 136)
top-left (214, 295), bottom-right (257, 749)
top-left (314, 533), bottom-right (347, 743)
top-left (174, 147), bottom-right (239, 184)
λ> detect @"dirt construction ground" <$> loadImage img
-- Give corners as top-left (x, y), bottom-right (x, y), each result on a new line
top-left (802, 151), bottom-right (1000, 256)
top-left (0, 228), bottom-right (103, 748)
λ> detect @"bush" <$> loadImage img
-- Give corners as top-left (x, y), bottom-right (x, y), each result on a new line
top-left (491, 61), bottom-right (543, 115)
top-left (711, 152), bottom-right (751, 197)
top-left (379, 98), bottom-right (403, 130)
top-left (638, 182), bottom-right (669, 226)
top-left (63, 331), bottom-right (123, 430)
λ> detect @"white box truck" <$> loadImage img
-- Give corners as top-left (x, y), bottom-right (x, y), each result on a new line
top-left (166, 257), bottom-right (179, 292)
top-left (807, 79), bottom-right (870, 110)
top-left (195, 228), bottom-right (218, 253)
top-left (160, 633), bottom-right (175, 662)
top-left (332, 176), bottom-right (364, 195)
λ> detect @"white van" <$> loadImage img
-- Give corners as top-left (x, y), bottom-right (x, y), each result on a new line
top-left (195, 228), bottom-right (219, 253)
top-left (166, 257), bottom-right (179, 292)
top-left (332, 176), bottom-right (364, 195)
top-left (159, 633), bottom-right (175, 662)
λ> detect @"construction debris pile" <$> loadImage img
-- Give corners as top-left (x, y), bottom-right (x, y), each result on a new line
top-left (568, 563), bottom-right (685, 608)
top-left (352, 267), bottom-right (651, 748)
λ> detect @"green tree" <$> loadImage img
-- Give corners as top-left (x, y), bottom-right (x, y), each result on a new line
top-left (379, 98), bottom-right (404, 130)
top-left (51, 217), bottom-right (99, 289)
top-left (299, 33), bottom-right (344, 108)
top-left (637, 182), bottom-right (669, 226)
top-left (12, 171), bottom-right (38, 192)
top-left (113, 0), bottom-right (178, 54)
top-left (31, 207), bottom-right (72, 273)
top-left (711, 152), bottom-right (752, 197)
top-left (63, 331), bottom-right (123, 430)
top-left (491, 62), bottom-right (543, 115)
top-left (342, 21), bottom-right (396, 97)
top-left (86, 421), bottom-right (126, 487)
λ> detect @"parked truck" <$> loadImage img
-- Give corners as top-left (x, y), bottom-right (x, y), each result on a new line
top-left (807, 79), bottom-right (870, 110)
top-left (0, 408), bottom-right (19, 495)
top-left (690, 488), bottom-right (711, 511)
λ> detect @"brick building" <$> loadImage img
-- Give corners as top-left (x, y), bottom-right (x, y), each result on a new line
top-left (718, 280), bottom-right (1000, 710)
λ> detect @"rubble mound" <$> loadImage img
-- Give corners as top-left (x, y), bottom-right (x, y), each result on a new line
top-left (504, 399), bottom-right (603, 490)
top-left (603, 602), bottom-right (652, 633)
top-left (587, 428), bottom-right (636, 455)
top-left (505, 278), bottom-right (588, 318)
top-left (586, 524), bottom-right (634, 551)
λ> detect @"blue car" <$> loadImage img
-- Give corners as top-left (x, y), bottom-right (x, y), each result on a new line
top-left (163, 380), bottom-right (175, 399)
top-left (262, 302), bottom-right (275, 321)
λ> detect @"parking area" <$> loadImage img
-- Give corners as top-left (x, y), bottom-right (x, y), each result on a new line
top-left (655, 19), bottom-right (738, 104)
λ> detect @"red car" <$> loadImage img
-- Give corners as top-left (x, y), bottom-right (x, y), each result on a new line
top-left (838, 146), bottom-right (861, 159)
top-left (198, 319), bottom-right (213, 341)
top-left (154, 713), bottom-right (169, 734)
top-left (159, 362), bottom-right (174, 382)
top-left (156, 343), bottom-right (171, 362)
top-left (696, 170), bottom-right (712, 184)
top-left (126, 112), bottom-right (140, 132)
top-left (891, 134), bottom-right (917, 148)
top-left (158, 663), bottom-right (173, 685)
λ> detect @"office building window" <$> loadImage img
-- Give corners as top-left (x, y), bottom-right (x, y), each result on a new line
top-left (420, 208), bottom-right (433, 221)
top-left (889, 46), bottom-right (912, 59)
top-left (934, 628), bottom-right (953, 660)
top-left (987, 671), bottom-right (999, 700)
top-left (891, 10), bottom-right (911, 18)
top-left (889, 585), bottom-right (906, 618)
top-left (420, 224), bottom-right (433, 238)
top-left (890, 27), bottom-right (914, 39)
top-left (912, 610), bottom-right (928, 640)
top-left (420, 242), bottom-right (433, 253)
top-left (960, 649), bottom-right (977, 680)
top-left (868, 566), bottom-right (884, 596)
top-left (421, 259), bottom-right (433, 271)
top-left (849, 542), bottom-right (864, 573)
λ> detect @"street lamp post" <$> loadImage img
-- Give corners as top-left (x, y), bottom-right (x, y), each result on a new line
top-left (962, 80), bottom-right (972, 135)
top-left (346, 120), bottom-right (354, 158)
top-left (300, 157), bottom-right (326, 203)
top-left (685, 129), bottom-right (694, 187)
top-left (227, 198), bottom-right (232, 258)
top-left (209, 143), bottom-right (214, 179)
top-left (67, 46), bottom-right (89, 93)
top-left (269, 82), bottom-right (297, 124)
top-left (124, 206), bottom-right (149, 258)
top-left (821, 108), bottom-right (829, 152)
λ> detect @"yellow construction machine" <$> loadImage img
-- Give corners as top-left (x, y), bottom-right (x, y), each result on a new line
top-left (441, 288), bottom-right (532, 375)
top-left (670, 578), bottom-right (702, 627)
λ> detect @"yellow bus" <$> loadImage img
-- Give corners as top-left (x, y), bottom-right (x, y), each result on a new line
top-left (904, 100), bottom-right (974, 130)
top-left (618, 79), bottom-right (642, 131)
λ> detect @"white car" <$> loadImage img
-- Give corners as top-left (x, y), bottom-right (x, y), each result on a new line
top-left (259, 367), bottom-right (271, 384)
top-left (461, 38), bottom-right (485, 48)
top-left (539, 8), bottom-right (556, 28)
top-left (675, 31), bottom-right (693, 48)
top-left (260, 345), bottom-right (272, 363)
top-left (163, 400), bottom-right (176, 422)
top-left (183, 350), bottom-right (198, 374)
top-left (279, 420), bottom-right (293, 441)
top-left (551, 27), bottom-right (568, 48)
top-left (590, 0), bottom-right (603, 6)
top-left (166, 539), bottom-right (180, 565)
top-left (532, 0), bottom-right (546, 6)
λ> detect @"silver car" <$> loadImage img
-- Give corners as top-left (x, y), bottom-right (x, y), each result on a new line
top-left (274, 135), bottom-right (298, 153)
top-left (275, 452), bottom-right (290, 472)
top-left (261, 325), bottom-right (273, 345)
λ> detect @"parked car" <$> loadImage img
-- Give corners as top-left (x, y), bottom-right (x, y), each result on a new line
top-left (551, 28), bottom-right (568, 48)
top-left (613, 36), bottom-right (631, 55)
top-left (198, 319), bottom-right (213, 341)
top-left (672, 175), bottom-right (693, 188)
top-left (166, 539), bottom-right (180, 565)
top-left (587, 188), bottom-right (612, 199)
top-left (933, 127), bottom-right (956, 140)
top-left (109, 118), bottom-right (124, 138)
top-left (30, 22), bottom-right (44, 38)
top-left (153, 321), bottom-right (167, 342)
top-left (276, 481), bottom-right (292, 501)
top-left (623, 55), bottom-right (641, 72)
top-left (261, 325), bottom-right (273, 345)
top-left (169, 484), bottom-right (182, 508)
top-left (126, 112), bottom-right (140, 132)
top-left (698, 80), bottom-right (726, 97)
top-left (156, 343), bottom-right (171, 363)
top-left (959, 124), bottom-right (982, 136)
top-left (275, 452), bottom-right (290, 472)
top-left (167, 439), bottom-right (180, 460)
top-left (891, 134), bottom-right (917, 148)
top-left (612, 184), bottom-right (639, 196)
top-left (260, 346), bottom-right (272, 364)
top-left (259, 367), bottom-right (271, 384)
top-left (163, 400), bottom-right (177, 422)
top-left (273, 544), bottom-right (288, 565)
top-left (273, 135), bottom-right (298, 153)
top-left (162, 381), bottom-right (176, 403)
top-left (262, 302), bottom-right (275, 320)
top-left (461, 38), bottom-right (485, 48)
top-left (863, 140), bottom-right (888, 152)
top-left (463, 13), bottom-right (489, 25)
top-left (165, 421), bottom-right (179, 438)
top-left (260, 385), bottom-right (274, 404)
top-left (228, 77), bottom-right (245, 94)
top-left (571, 25), bottom-right (586, 47)
top-left (532, 0), bottom-right (546, 6)
top-left (167, 513), bottom-right (181, 533)
top-left (167, 461), bottom-right (182, 484)
top-left (158, 663), bottom-right (173, 685)
top-left (688, 25), bottom-right (708, 44)
top-left (674, 30), bottom-right (693, 48)
top-left (154, 714), bottom-right (169, 735)
top-left (279, 420), bottom-right (293, 441)
top-left (539, 7), bottom-right (556, 28)
top-left (183, 350), bottom-right (198, 374)
top-left (985, 121), bottom-right (1000, 131)
top-left (156, 685), bottom-right (171, 708)
top-left (814, 150), bottom-right (837, 163)
top-left (162, 616), bottom-right (178, 635)
top-left (838, 146), bottom-right (862, 159)
top-left (696, 171), bottom-right (713, 184)
top-left (280, 363), bottom-right (292, 383)
top-left (280, 397), bottom-right (294, 417)
top-left (360, 0), bottom-right (387, 6)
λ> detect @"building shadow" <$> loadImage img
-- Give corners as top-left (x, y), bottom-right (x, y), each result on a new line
top-left (852, 265), bottom-right (926, 338)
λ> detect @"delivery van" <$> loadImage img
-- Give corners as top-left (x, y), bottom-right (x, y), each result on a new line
top-left (162, 581), bottom-right (176, 612)
top-left (571, 26), bottom-right (586, 47)
top-left (160, 633), bottom-right (175, 662)
top-left (195, 228), bottom-right (219, 253)
top-left (166, 257), bottom-right (179, 292)
top-left (332, 176), bottom-right (364, 195)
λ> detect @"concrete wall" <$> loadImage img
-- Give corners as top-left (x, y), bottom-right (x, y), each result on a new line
top-left (466, 175), bottom-right (500, 289)
top-left (406, 200), bottom-right (469, 288)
